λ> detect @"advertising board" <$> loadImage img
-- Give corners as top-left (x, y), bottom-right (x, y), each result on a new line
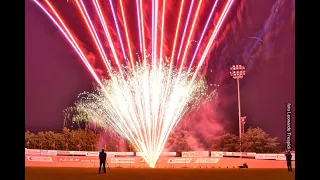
top-left (255, 154), bottom-right (279, 160)
top-left (110, 158), bottom-right (135, 164)
top-left (41, 150), bottom-right (57, 156)
top-left (86, 152), bottom-right (99, 157)
top-left (167, 158), bottom-right (192, 164)
top-left (57, 157), bottom-right (99, 163)
top-left (182, 151), bottom-right (209, 157)
top-left (70, 151), bottom-right (87, 156)
top-left (211, 151), bottom-right (223, 157)
top-left (58, 157), bottom-right (81, 162)
top-left (26, 149), bottom-right (41, 155)
top-left (26, 156), bottom-right (53, 162)
top-left (57, 151), bottom-right (71, 156)
top-left (194, 158), bottom-right (220, 164)
top-left (222, 152), bottom-right (233, 156)
top-left (276, 153), bottom-right (295, 161)
top-left (243, 152), bottom-right (256, 157)
top-left (107, 152), bottom-right (134, 156)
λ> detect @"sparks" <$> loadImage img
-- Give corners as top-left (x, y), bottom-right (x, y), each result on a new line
top-left (76, 60), bottom-right (215, 168)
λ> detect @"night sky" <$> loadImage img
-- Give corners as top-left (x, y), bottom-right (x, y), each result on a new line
top-left (25, 0), bottom-right (294, 148)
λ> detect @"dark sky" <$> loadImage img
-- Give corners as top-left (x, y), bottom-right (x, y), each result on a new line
top-left (25, 0), bottom-right (294, 148)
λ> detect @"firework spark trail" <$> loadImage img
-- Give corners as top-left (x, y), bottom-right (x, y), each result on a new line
top-left (188, 0), bottom-right (219, 72)
top-left (50, 1), bottom-right (140, 146)
top-left (36, 1), bottom-right (137, 137)
top-left (79, 0), bottom-right (136, 118)
top-left (190, 0), bottom-right (235, 88)
top-left (160, 1), bottom-right (235, 150)
top-left (77, 0), bottom-right (135, 121)
top-left (139, 0), bottom-right (146, 60)
top-left (165, 0), bottom-right (185, 116)
top-left (76, 0), bottom-right (113, 74)
top-left (34, 0), bottom-right (235, 168)
top-left (162, 0), bottom-right (186, 152)
top-left (197, 0), bottom-right (235, 71)
top-left (243, 0), bottom-right (289, 69)
top-left (176, 0), bottom-right (195, 62)
top-left (179, 0), bottom-right (203, 73)
top-left (92, 0), bottom-right (146, 144)
top-left (108, 0), bottom-right (127, 60)
top-left (151, 0), bottom-right (158, 66)
top-left (159, 0), bottom-right (166, 61)
top-left (158, 0), bottom-right (166, 153)
top-left (119, 0), bottom-right (134, 68)
top-left (93, 0), bottom-right (121, 71)
top-left (136, 0), bottom-right (143, 53)
top-left (37, 0), bottom-right (104, 89)
top-left (170, 0), bottom-right (185, 62)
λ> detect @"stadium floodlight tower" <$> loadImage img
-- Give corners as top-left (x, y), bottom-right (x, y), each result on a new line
top-left (230, 65), bottom-right (246, 141)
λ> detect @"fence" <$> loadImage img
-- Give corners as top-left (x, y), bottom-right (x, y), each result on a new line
top-left (25, 148), bottom-right (295, 168)
top-left (25, 156), bottom-right (295, 168)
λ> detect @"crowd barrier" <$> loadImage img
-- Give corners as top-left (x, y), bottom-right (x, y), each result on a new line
top-left (25, 156), bottom-right (295, 168)
top-left (25, 149), bottom-right (295, 168)
top-left (25, 149), bottom-right (294, 160)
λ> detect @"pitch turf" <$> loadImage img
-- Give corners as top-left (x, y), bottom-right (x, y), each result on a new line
top-left (25, 167), bottom-right (295, 180)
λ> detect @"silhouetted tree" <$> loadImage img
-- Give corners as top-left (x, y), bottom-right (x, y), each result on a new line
top-left (25, 128), bottom-right (99, 151)
top-left (25, 131), bottom-right (37, 149)
top-left (166, 130), bottom-right (199, 152)
top-left (210, 128), bottom-right (281, 153)
top-left (241, 127), bottom-right (280, 153)
top-left (210, 133), bottom-right (240, 152)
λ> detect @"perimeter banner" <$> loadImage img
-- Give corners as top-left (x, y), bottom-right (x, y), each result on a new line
top-left (194, 158), bottom-right (220, 164)
top-left (41, 150), bottom-right (57, 156)
top-left (167, 158), bottom-right (192, 163)
top-left (26, 156), bottom-right (53, 162)
top-left (182, 151), bottom-right (209, 157)
top-left (211, 151), bottom-right (223, 157)
top-left (86, 152), bottom-right (99, 157)
top-left (26, 149), bottom-right (41, 155)
top-left (110, 158), bottom-right (135, 164)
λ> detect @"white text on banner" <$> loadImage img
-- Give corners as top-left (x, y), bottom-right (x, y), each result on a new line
top-left (86, 152), bottom-right (99, 157)
top-left (26, 156), bottom-right (53, 162)
top-left (182, 151), bottom-right (209, 157)
top-left (26, 149), bottom-right (41, 155)
top-left (194, 158), bottom-right (220, 164)
top-left (110, 158), bottom-right (135, 164)
top-left (211, 151), bottom-right (223, 157)
top-left (41, 150), bottom-right (57, 156)
top-left (167, 158), bottom-right (192, 163)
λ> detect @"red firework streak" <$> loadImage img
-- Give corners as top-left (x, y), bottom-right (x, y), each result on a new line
top-left (33, 0), bottom-right (235, 89)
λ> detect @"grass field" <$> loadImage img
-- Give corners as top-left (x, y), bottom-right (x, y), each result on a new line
top-left (26, 167), bottom-right (295, 180)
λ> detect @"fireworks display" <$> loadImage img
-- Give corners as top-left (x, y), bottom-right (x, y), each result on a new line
top-left (76, 59), bottom-right (216, 168)
top-left (33, 0), bottom-right (235, 167)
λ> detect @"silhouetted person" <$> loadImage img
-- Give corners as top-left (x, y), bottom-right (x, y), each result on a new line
top-left (285, 151), bottom-right (292, 171)
top-left (98, 149), bottom-right (107, 174)
top-left (238, 163), bottom-right (248, 169)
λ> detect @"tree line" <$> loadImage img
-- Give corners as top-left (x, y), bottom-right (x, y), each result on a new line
top-left (25, 127), bottom-right (282, 153)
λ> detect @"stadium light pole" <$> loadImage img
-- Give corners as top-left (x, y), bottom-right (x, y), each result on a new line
top-left (241, 116), bottom-right (247, 138)
top-left (230, 65), bottom-right (246, 144)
